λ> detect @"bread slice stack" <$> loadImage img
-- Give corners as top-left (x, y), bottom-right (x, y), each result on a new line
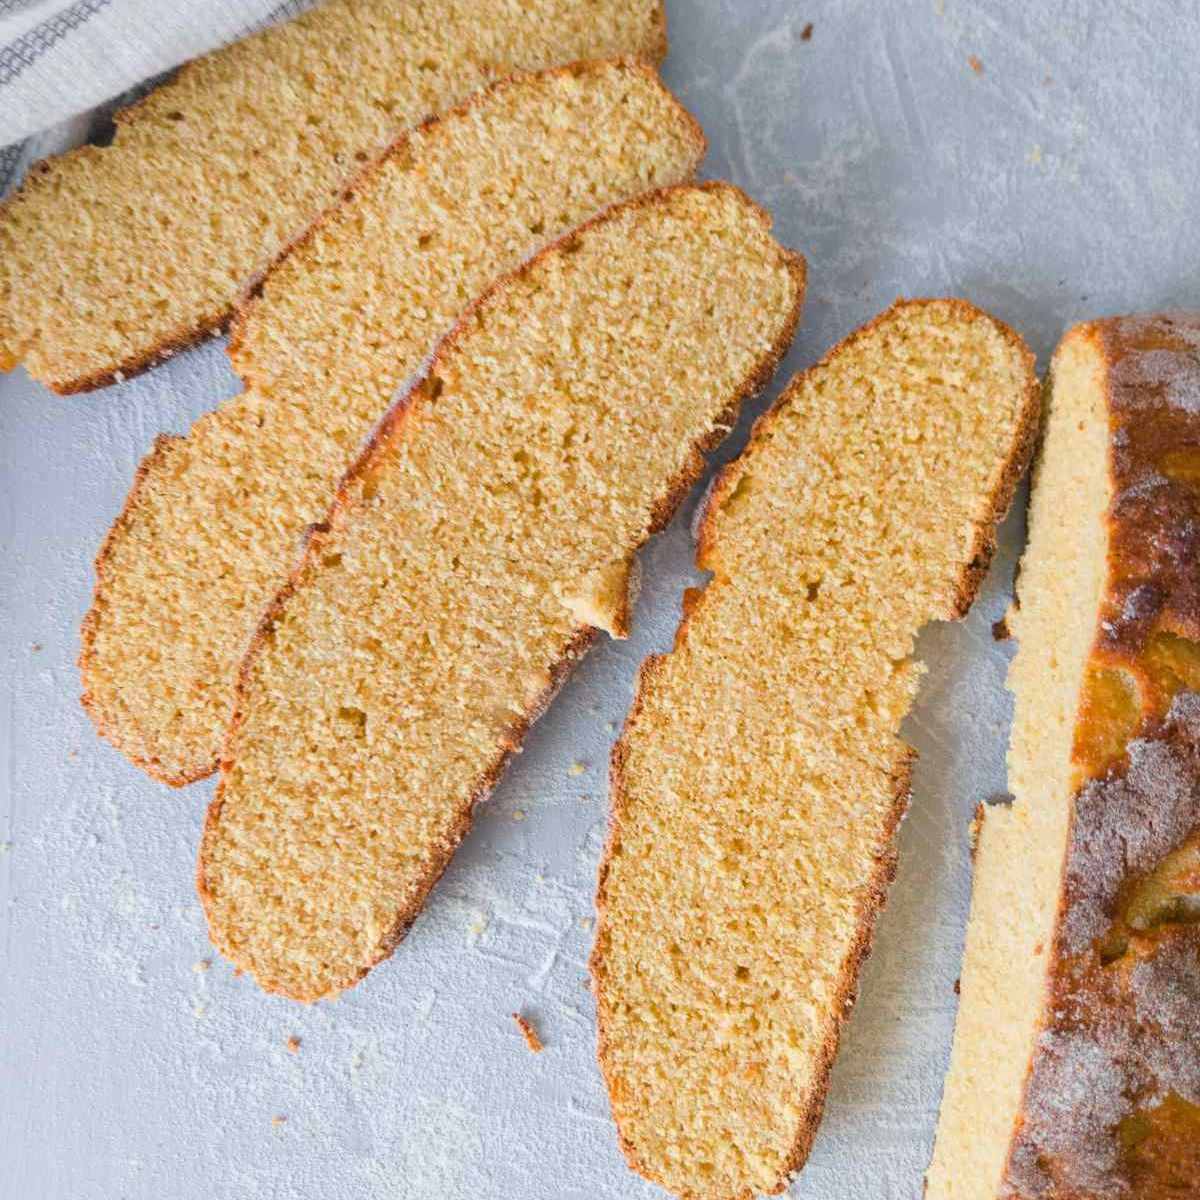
top-left (197, 182), bottom-right (805, 1002)
top-left (928, 314), bottom-right (1200, 1199)
top-left (591, 300), bottom-right (1039, 1200)
top-left (79, 60), bottom-right (704, 787)
top-left (0, 0), bottom-right (666, 393)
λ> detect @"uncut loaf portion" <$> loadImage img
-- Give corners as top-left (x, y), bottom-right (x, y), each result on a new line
top-left (0, 0), bottom-right (666, 393)
top-left (591, 299), bottom-right (1040, 1200)
top-left (79, 60), bottom-right (704, 787)
top-left (928, 314), bottom-right (1200, 1200)
top-left (198, 182), bottom-right (806, 1002)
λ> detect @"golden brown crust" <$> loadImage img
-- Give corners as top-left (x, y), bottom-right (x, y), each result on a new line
top-left (1, 8), bottom-right (670, 395)
top-left (594, 298), bottom-right (1041, 1199)
top-left (1001, 312), bottom-right (1200, 1199)
top-left (77, 57), bottom-right (704, 787)
top-left (41, 317), bottom-right (228, 396)
top-left (197, 181), bottom-right (806, 1002)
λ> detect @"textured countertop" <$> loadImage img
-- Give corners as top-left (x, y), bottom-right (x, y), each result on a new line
top-left (3, 2), bottom-right (1199, 1197)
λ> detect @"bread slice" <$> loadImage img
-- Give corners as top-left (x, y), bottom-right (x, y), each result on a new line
top-left (197, 182), bottom-right (805, 1002)
top-left (0, 0), bottom-right (667, 394)
top-left (79, 60), bottom-right (705, 787)
top-left (591, 299), bottom-right (1040, 1200)
top-left (928, 314), bottom-right (1200, 1199)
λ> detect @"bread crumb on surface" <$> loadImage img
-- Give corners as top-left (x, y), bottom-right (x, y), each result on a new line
top-left (30, 643), bottom-right (42, 652)
top-left (799, 21), bottom-right (813, 41)
top-left (286, 1035), bottom-right (301, 1054)
top-left (968, 54), bottom-right (983, 74)
top-left (271, 1115), bottom-right (287, 1128)
top-left (513, 1012), bottom-right (544, 1053)
top-left (568, 761), bottom-right (586, 777)
top-left (511, 809), bottom-right (526, 822)
top-left (192, 959), bottom-right (210, 973)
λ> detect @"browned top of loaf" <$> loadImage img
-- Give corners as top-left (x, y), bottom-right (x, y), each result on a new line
top-left (0, 0), bottom-right (666, 393)
top-left (1003, 313), bottom-right (1200, 1199)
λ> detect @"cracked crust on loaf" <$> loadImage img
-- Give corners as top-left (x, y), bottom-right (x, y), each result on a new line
top-left (929, 311), bottom-right (1200, 1200)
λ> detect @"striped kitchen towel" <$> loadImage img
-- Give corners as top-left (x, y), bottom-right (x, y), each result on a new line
top-left (1, 0), bottom-right (312, 192)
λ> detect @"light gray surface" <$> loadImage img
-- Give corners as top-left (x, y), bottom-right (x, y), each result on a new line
top-left (2, 2), bottom-right (1198, 1198)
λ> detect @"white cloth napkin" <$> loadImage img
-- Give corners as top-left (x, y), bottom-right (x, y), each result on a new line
top-left (0, 0), bottom-right (313, 155)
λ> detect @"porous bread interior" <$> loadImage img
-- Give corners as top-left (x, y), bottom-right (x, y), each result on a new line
top-left (199, 183), bottom-right (805, 1002)
top-left (79, 61), bottom-right (704, 786)
top-left (0, 0), bottom-right (666, 391)
top-left (926, 330), bottom-right (1111, 1199)
top-left (593, 300), bottom-right (1037, 1200)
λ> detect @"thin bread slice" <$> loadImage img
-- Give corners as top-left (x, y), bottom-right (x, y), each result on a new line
top-left (928, 314), bottom-right (1200, 1199)
top-left (591, 299), bottom-right (1040, 1200)
top-left (197, 182), bottom-right (806, 1002)
top-left (79, 60), bottom-right (705, 787)
top-left (0, 0), bottom-right (666, 394)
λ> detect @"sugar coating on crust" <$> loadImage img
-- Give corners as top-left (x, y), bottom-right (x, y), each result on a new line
top-left (1007, 699), bottom-right (1200, 1198)
top-left (1003, 313), bottom-right (1200, 1199)
top-left (930, 313), bottom-right (1200, 1200)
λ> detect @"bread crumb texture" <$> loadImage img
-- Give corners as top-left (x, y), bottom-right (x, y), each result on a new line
top-left (197, 182), bottom-right (806, 1003)
top-left (592, 299), bottom-right (1039, 1200)
top-left (0, 0), bottom-right (667, 392)
top-left (929, 313), bottom-right (1200, 1200)
top-left (79, 60), bottom-right (704, 787)
top-left (513, 1013), bottom-right (544, 1053)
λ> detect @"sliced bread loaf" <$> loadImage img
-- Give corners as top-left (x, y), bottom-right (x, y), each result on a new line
top-left (591, 300), bottom-right (1039, 1200)
top-left (79, 60), bottom-right (704, 787)
top-left (198, 182), bottom-right (805, 1002)
top-left (0, 0), bottom-right (666, 393)
top-left (928, 314), bottom-right (1200, 1199)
